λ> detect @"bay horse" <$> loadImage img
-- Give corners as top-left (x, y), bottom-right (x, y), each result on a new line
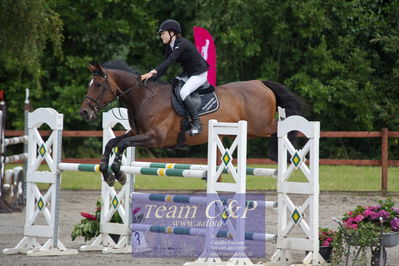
top-left (79, 60), bottom-right (304, 186)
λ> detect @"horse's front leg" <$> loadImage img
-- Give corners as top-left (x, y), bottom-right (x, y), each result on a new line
top-left (110, 133), bottom-right (156, 185)
top-left (100, 132), bottom-right (133, 186)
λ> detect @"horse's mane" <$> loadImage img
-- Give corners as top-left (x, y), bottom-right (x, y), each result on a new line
top-left (103, 60), bottom-right (140, 75)
top-left (103, 59), bottom-right (169, 85)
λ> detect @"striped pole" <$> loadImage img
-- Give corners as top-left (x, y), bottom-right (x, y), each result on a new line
top-left (58, 163), bottom-right (206, 179)
top-left (131, 192), bottom-right (277, 209)
top-left (131, 161), bottom-right (277, 178)
top-left (5, 153), bottom-right (28, 163)
top-left (131, 224), bottom-right (277, 243)
top-left (4, 136), bottom-right (28, 146)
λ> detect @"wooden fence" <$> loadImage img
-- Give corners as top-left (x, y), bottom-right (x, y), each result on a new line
top-left (5, 129), bottom-right (399, 192)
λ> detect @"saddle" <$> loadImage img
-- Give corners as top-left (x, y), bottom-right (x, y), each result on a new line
top-left (170, 78), bottom-right (219, 150)
top-left (171, 78), bottom-right (219, 118)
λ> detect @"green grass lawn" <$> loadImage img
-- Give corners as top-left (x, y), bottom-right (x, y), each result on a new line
top-left (7, 164), bottom-right (399, 192)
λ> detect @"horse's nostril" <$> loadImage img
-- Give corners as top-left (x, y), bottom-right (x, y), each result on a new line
top-left (80, 109), bottom-right (89, 119)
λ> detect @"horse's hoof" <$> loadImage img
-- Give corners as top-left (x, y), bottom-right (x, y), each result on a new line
top-left (116, 171), bottom-right (127, 185)
top-left (104, 173), bottom-right (116, 187)
top-left (174, 144), bottom-right (190, 151)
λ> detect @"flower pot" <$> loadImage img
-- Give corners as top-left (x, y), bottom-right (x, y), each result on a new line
top-left (319, 246), bottom-right (333, 263)
top-left (382, 231), bottom-right (399, 248)
top-left (305, 246), bottom-right (332, 263)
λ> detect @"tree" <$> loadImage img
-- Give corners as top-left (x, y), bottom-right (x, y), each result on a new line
top-left (0, 0), bottom-right (63, 128)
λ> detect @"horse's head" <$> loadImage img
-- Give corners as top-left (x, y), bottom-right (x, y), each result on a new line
top-left (80, 64), bottom-right (120, 120)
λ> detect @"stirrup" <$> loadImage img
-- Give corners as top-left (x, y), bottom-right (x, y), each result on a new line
top-left (190, 125), bottom-right (202, 136)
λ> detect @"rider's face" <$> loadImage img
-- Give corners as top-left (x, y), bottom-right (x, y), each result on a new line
top-left (160, 31), bottom-right (171, 44)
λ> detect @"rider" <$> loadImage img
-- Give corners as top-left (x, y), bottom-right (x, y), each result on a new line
top-left (141, 19), bottom-right (209, 136)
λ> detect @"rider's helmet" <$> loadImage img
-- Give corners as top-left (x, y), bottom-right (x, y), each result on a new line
top-left (158, 19), bottom-right (181, 34)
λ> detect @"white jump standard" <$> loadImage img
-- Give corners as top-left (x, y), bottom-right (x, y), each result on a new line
top-left (2, 108), bottom-right (77, 256)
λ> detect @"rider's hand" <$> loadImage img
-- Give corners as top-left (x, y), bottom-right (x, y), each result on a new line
top-left (141, 70), bottom-right (157, 81)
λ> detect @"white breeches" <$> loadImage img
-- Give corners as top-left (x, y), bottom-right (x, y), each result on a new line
top-left (179, 71), bottom-right (208, 101)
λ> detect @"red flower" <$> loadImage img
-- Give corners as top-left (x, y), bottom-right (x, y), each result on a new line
top-left (132, 207), bottom-right (141, 215)
top-left (80, 212), bottom-right (97, 221)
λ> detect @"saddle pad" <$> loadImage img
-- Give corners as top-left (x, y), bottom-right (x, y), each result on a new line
top-left (172, 91), bottom-right (219, 118)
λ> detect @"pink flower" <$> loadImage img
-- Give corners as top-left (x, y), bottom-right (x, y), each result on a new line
top-left (390, 217), bottom-right (399, 231)
top-left (377, 210), bottom-right (390, 219)
top-left (80, 212), bottom-right (97, 221)
top-left (344, 222), bottom-right (352, 228)
top-left (363, 209), bottom-right (373, 217)
top-left (322, 240), bottom-right (330, 246)
top-left (351, 224), bottom-right (357, 229)
top-left (132, 207), bottom-right (141, 215)
top-left (346, 217), bottom-right (355, 224)
top-left (369, 211), bottom-right (381, 220)
top-left (367, 205), bottom-right (380, 211)
top-left (354, 215), bottom-right (364, 222)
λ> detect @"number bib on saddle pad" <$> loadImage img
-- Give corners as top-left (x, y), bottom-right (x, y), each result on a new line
top-left (171, 78), bottom-right (219, 118)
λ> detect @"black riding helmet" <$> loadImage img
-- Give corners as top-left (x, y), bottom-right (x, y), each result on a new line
top-left (158, 19), bottom-right (181, 34)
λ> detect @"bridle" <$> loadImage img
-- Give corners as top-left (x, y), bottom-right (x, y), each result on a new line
top-left (84, 70), bottom-right (114, 113)
top-left (84, 69), bottom-right (155, 117)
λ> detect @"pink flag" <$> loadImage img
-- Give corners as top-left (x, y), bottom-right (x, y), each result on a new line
top-left (193, 27), bottom-right (217, 86)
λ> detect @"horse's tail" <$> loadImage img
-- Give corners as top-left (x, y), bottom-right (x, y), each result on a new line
top-left (262, 80), bottom-right (304, 117)
top-left (261, 80), bottom-right (306, 161)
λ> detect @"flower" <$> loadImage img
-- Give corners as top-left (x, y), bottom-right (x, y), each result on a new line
top-left (80, 212), bottom-right (97, 221)
top-left (132, 207), bottom-right (141, 215)
top-left (71, 199), bottom-right (123, 242)
top-left (319, 228), bottom-right (335, 247)
top-left (342, 198), bottom-right (399, 233)
top-left (390, 217), bottom-right (399, 231)
top-left (132, 207), bottom-right (145, 223)
top-left (332, 198), bottom-right (399, 265)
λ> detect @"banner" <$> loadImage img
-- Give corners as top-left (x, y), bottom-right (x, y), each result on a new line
top-left (193, 27), bottom-right (217, 86)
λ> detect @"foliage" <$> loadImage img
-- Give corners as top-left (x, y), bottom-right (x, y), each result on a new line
top-left (0, 0), bottom-right (63, 78)
top-left (319, 228), bottom-right (335, 247)
top-left (71, 199), bottom-right (122, 241)
top-left (0, 0), bottom-right (63, 129)
top-left (332, 198), bottom-right (399, 265)
top-left (2, 0), bottom-right (399, 159)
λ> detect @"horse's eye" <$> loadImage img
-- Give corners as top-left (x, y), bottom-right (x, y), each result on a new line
top-left (96, 83), bottom-right (101, 88)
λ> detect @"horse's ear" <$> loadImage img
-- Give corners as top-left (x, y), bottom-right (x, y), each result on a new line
top-left (97, 64), bottom-right (107, 77)
top-left (88, 64), bottom-right (97, 73)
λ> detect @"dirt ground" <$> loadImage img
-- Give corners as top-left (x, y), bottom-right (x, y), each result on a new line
top-left (1, 190), bottom-right (399, 266)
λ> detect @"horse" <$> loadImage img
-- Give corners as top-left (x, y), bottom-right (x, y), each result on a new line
top-left (79, 60), bottom-right (304, 186)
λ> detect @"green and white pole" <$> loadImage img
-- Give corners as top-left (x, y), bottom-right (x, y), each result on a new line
top-left (58, 163), bottom-right (207, 179)
top-left (131, 161), bottom-right (277, 178)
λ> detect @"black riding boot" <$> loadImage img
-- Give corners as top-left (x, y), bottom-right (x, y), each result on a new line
top-left (183, 96), bottom-right (202, 136)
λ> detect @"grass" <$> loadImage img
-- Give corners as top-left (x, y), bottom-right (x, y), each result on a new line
top-left (7, 164), bottom-right (399, 192)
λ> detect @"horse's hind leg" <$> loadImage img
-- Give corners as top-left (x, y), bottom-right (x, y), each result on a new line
top-left (110, 133), bottom-right (156, 185)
